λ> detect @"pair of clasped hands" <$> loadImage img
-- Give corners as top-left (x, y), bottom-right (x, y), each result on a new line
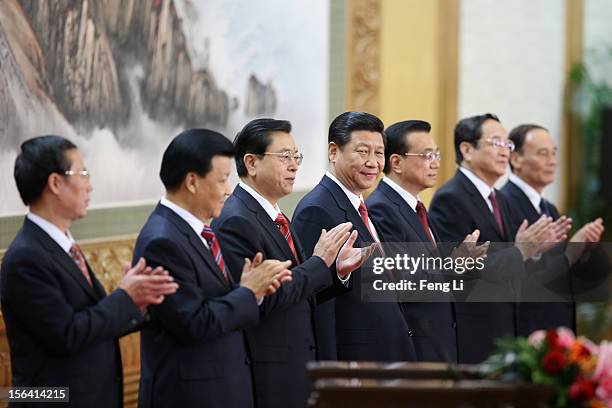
top-left (453, 215), bottom-right (605, 264)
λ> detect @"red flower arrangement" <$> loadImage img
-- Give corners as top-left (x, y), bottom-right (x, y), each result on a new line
top-left (483, 327), bottom-right (611, 408)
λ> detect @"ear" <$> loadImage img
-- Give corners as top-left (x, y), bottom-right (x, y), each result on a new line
top-left (184, 172), bottom-right (198, 194)
top-left (328, 142), bottom-right (338, 163)
top-left (243, 153), bottom-right (257, 177)
top-left (47, 173), bottom-right (63, 196)
top-left (459, 141), bottom-right (473, 162)
top-left (389, 154), bottom-right (402, 174)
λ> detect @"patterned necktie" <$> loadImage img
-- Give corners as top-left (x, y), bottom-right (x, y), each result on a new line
top-left (358, 201), bottom-right (377, 241)
top-left (488, 191), bottom-right (505, 237)
top-left (201, 226), bottom-right (229, 283)
top-left (69, 244), bottom-right (92, 286)
top-left (275, 213), bottom-right (299, 263)
top-left (415, 201), bottom-right (436, 244)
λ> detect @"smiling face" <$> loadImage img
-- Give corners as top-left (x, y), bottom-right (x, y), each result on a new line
top-left (247, 131), bottom-right (299, 203)
top-left (56, 148), bottom-right (92, 221)
top-left (329, 130), bottom-right (385, 195)
top-left (510, 128), bottom-right (557, 192)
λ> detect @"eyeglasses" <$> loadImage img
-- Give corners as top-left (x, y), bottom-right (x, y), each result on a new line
top-left (261, 151), bottom-right (304, 166)
top-left (64, 170), bottom-right (91, 179)
top-left (482, 138), bottom-right (515, 151)
top-left (404, 151), bottom-right (442, 162)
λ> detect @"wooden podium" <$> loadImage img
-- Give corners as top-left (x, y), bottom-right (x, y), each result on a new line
top-left (307, 361), bottom-right (555, 408)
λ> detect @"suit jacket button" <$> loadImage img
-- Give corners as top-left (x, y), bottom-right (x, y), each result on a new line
top-left (408, 330), bottom-right (413, 337)
top-left (452, 322), bottom-right (457, 329)
top-left (245, 357), bottom-right (251, 365)
top-left (309, 345), bottom-right (316, 351)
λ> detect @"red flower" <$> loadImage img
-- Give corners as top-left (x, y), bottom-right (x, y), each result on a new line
top-left (568, 378), bottom-right (597, 402)
top-left (541, 350), bottom-right (567, 374)
top-left (546, 329), bottom-right (561, 350)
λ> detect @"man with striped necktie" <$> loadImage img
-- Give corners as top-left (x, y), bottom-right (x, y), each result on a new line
top-left (133, 129), bottom-right (295, 408)
top-left (213, 118), bottom-right (372, 408)
top-left (0, 135), bottom-right (179, 408)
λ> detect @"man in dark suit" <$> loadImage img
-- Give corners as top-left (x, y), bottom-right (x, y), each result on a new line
top-left (0, 135), bottom-right (178, 407)
top-left (132, 129), bottom-right (294, 408)
top-left (292, 111), bottom-right (417, 362)
top-left (501, 124), bottom-right (604, 335)
top-left (367, 119), bottom-right (487, 363)
top-left (428, 114), bottom-right (568, 363)
top-left (213, 118), bottom-right (373, 408)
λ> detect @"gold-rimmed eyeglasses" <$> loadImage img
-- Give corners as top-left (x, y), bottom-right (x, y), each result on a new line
top-left (404, 151), bottom-right (442, 162)
top-left (261, 151), bottom-right (304, 166)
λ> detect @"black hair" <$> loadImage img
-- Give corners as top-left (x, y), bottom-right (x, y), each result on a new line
top-left (328, 111), bottom-right (386, 148)
top-left (160, 128), bottom-right (234, 191)
top-left (233, 118), bottom-right (292, 177)
top-left (454, 113), bottom-right (500, 165)
top-left (383, 120), bottom-right (431, 174)
top-left (14, 135), bottom-right (77, 205)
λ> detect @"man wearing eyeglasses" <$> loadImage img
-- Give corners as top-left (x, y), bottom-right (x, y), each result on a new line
top-left (500, 124), bottom-right (604, 336)
top-left (366, 120), bottom-right (462, 363)
top-left (428, 114), bottom-right (570, 363)
top-left (0, 135), bottom-right (178, 407)
top-left (212, 118), bottom-right (373, 408)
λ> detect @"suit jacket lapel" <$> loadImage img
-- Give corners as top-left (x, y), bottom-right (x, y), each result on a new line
top-left (25, 220), bottom-right (100, 301)
top-left (321, 175), bottom-right (374, 243)
top-left (506, 181), bottom-right (540, 224)
top-left (234, 186), bottom-right (297, 263)
top-left (156, 204), bottom-right (230, 288)
top-left (379, 182), bottom-right (430, 242)
top-left (456, 171), bottom-right (505, 241)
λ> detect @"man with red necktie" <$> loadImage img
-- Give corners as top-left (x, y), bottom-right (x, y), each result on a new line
top-left (213, 118), bottom-right (373, 408)
top-left (367, 119), bottom-right (486, 363)
top-left (0, 135), bottom-right (178, 408)
top-left (133, 129), bottom-right (296, 408)
top-left (428, 113), bottom-right (569, 364)
top-left (292, 112), bottom-right (418, 364)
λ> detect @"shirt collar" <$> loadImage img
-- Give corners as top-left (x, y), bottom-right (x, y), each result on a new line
top-left (459, 166), bottom-right (494, 202)
top-left (325, 171), bottom-right (363, 211)
top-left (238, 182), bottom-right (282, 221)
top-left (26, 212), bottom-right (75, 253)
top-left (509, 172), bottom-right (542, 213)
top-left (160, 196), bottom-right (205, 237)
top-left (382, 176), bottom-right (419, 211)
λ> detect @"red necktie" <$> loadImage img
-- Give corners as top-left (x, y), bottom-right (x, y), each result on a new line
top-left (201, 226), bottom-right (229, 282)
top-left (69, 244), bottom-right (92, 286)
top-left (358, 201), bottom-right (377, 241)
top-left (415, 201), bottom-right (436, 244)
top-left (488, 192), bottom-right (505, 237)
top-left (275, 213), bottom-right (299, 263)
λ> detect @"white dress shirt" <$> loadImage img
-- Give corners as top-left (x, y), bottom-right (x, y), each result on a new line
top-left (509, 172), bottom-right (543, 214)
top-left (382, 176), bottom-right (435, 241)
top-left (325, 171), bottom-right (381, 242)
top-left (240, 180), bottom-right (350, 283)
top-left (239, 182), bottom-right (282, 221)
top-left (27, 212), bottom-right (75, 254)
top-left (160, 197), bottom-right (209, 249)
top-left (459, 167), bottom-right (496, 213)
